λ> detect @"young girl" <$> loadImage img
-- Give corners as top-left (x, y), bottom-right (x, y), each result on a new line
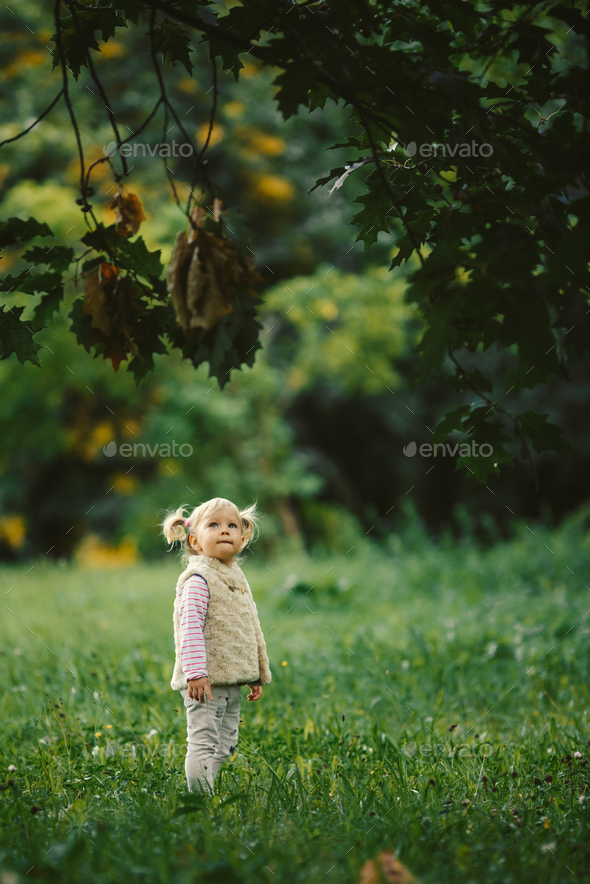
top-left (162, 497), bottom-right (272, 795)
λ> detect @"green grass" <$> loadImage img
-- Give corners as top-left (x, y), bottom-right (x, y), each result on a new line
top-left (1, 506), bottom-right (589, 883)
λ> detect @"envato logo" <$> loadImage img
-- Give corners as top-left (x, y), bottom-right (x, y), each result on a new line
top-left (403, 441), bottom-right (493, 458)
top-left (404, 140), bottom-right (493, 158)
top-left (103, 141), bottom-right (194, 158)
top-left (93, 738), bottom-right (198, 763)
top-left (402, 741), bottom-right (495, 758)
top-left (103, 441), bottom-right (193, 458)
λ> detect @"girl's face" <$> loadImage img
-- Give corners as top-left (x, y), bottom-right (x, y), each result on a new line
top-left (189, 506), bottom-right (245, 565)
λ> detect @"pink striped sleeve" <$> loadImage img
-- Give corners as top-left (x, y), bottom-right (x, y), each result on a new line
top-left (178, 574), bottom-right (210, 681)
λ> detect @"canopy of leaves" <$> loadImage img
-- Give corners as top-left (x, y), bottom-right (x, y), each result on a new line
top-left (0, 0), bottom-right (588, 484)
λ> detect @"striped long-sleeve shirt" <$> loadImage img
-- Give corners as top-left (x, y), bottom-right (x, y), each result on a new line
top-left (178, 574), bottom-right (210, 681)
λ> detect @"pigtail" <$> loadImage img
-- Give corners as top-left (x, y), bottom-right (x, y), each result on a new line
top-left (238, 501), bottom-right (262, 547)
top-left (161, 505), bottom-right (189, 546)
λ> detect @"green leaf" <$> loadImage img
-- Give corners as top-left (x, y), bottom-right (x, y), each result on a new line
top-left (33, 288), bottom-right (66, 329)
top-left (150, 18), bottom-right (194, 76)
top-left (431, 405), bottom-right (472, 443)
top-left (455, 419), bottom-right (514, 483)
top-left (127, 307), bottom-right (170, 385)
top-left (308, 166), bottom-right (347, 195)
top-left (411, 308), bottom-right (455, 383)
top-left (21, 245), bottom-right (74, 273)
top-left (350, 168), bottom-right (395, 252)
top-left (0, 270), bottom-right (63, 297)
top-left (80, 224), bottom-right (164, 282)
top-left (68, 297), bottom-right (98, 352)
top-left (272, 63), bottom-right (314, 119)
top-left (204, 3), bottom-right (270, 80)
top-left (0, 217), bottom-right (53, 248)
top-left (515, 410), bottom-right (573, 456)
top-left (447, 367), bottom-right (494, 395)
top-left (0, 304), bottom-right (42, 366)
top-left (52, 8), bottom-right (125, 79)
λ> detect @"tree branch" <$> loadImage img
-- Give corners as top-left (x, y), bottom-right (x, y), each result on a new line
top-left (0, 89), bottom-right (65, 149)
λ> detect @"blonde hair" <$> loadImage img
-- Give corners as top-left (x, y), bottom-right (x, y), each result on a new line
top-left (161, 497), bottom-right (261, 567)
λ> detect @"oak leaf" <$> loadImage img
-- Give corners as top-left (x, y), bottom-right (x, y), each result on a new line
top-left (112, 187), bottom-right (147, 238)
top-left (167, 200), bottom-right (263, 334)
top-left (83, 262), bottom-right (145, 371)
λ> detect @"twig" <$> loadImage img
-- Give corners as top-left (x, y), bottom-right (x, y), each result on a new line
top-left (186, 54), bottom-right (219, 218)
top-left (54, 0), bottom-right (87, 205)
top-left (0, 89), bottom-right (65, 148)
top-left (84, 97), bottom-right (164, 185)
top-left (64, 0), bottom-right (129, 182)
top-left (148, 4), bottom-right (184, 216)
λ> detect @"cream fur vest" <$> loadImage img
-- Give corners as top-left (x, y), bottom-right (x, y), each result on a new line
top-left (170, 554), bottom-right (272, 690)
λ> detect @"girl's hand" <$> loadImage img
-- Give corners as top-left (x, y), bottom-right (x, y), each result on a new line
top-left (188, 676), bottom-right (213, 702)
top-left (247, 685), bottom-right (262, 702)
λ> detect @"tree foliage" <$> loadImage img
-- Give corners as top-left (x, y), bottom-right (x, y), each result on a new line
top-left (1, 0), bottom-right (589, 483)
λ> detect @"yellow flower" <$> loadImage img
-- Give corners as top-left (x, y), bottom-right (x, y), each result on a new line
top-left (196, 122), bottom-right (224, 146)
top-left (243, 133), bottom-right (286, 157)
top-left (317, 299), bottom-right (339, 320)
top-left (112, 472), bottom-right (137, 495)
top-left (98, 41), bottom-right (126, 59)
top-left (281, 661), bottom-right (288, 667)
top-left (223, 101), bottom-right (244, 118)
top-left (544, 817), bottom-right (551, 828)
top-left (106, 725), bottom-right (112, 729)
top-left (0, 515), bottom-right (26, 550)
top-left (250, 174), bottom-right (294, 204)
top-left (95, 732), bottom-right (102, 738)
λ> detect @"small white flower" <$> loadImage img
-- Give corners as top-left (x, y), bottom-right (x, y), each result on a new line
top-left (541, 842), bottom-right (556, 853)
top-left (578, 795), bottom-right (585, 803)
top-left (7, 764), bottom-right (16, 772)
top-left (92, 746), bottom-right (100, 758)
top-left (401, 660), bottom-right (410, 670)
top-left (573, 751), bottom-right (582, 758)
top-left (146, 728), bottom-right (159, 738)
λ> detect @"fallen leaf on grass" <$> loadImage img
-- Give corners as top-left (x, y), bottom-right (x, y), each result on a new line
top-left (358, 849), bottom-right (420, 884)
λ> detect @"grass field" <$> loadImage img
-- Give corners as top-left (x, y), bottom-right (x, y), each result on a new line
top-left (1, 506), bottom-right (589, 883)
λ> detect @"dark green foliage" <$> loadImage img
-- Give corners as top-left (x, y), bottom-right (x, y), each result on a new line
top-left (1, 0), bottom-right (589, 482)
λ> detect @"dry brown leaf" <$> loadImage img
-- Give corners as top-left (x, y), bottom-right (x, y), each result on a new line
top-left (82, 262), bottom-right (144, 371)
top-left (167, 200), bottom-right (264, 334)
top-left (112, 186), bottom-right (147, 238)
top-left (358, 850), bottom-right (420, 884)
top-left (83, 265), bottom-right (112, 336)
top-left (168, 231), bottom-right (193, 331)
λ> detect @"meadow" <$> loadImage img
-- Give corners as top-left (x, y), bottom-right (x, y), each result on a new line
top-left (1, 507), bottom-right (589, 883)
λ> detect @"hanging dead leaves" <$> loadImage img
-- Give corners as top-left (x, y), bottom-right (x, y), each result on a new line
top-left (112, 185), bottom-right (147, 238)
top-left (168, 199), bottom-right (264, 335)
top-left (82, 262), bottom-right (145, 371)
top-left (81, 188), bottom-right (148, 371)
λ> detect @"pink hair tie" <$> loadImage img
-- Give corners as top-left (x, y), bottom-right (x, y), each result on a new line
top-left (184, 519), bottom-right (190, 527)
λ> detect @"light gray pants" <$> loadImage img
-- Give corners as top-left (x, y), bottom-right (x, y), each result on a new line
top-left (180, 684), bottom-right (241, 794)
